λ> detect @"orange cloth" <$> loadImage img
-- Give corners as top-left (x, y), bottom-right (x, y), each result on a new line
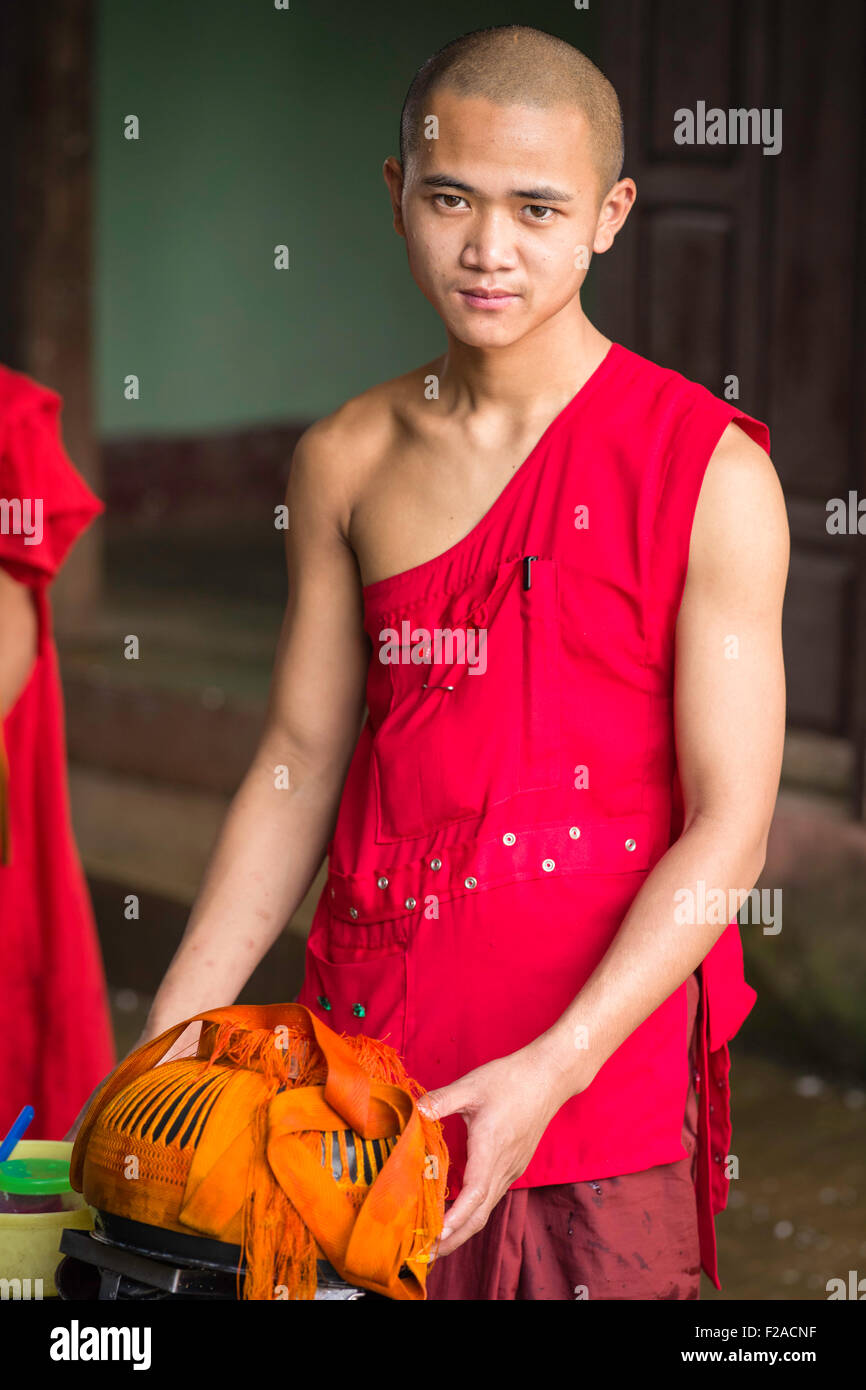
top-left (71, 1003), bottom-right (449, 1300)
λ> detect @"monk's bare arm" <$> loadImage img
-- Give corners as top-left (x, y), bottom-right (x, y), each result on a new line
top-left (536, 421), bottom-right (790, 1097)
top-left (0, 567), bottom-right (38, 716)
top-left (139, 420), bottom-right (369, 1042)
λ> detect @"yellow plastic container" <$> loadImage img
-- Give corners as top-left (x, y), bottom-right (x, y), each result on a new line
top-left (0, 1141), bottom-right (93, 1299)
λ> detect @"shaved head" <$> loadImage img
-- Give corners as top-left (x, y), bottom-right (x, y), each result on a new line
top-left (399, 24), bottom-right (624, 204)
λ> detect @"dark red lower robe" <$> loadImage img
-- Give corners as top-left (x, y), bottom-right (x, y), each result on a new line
top-left (424, 972), bottom-right (703, 1300)
top-left (0, 364), bottom-right (115, 1138)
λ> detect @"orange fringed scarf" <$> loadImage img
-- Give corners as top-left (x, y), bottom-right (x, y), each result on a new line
top-left (70, 1003), bottom-right (449, 1300)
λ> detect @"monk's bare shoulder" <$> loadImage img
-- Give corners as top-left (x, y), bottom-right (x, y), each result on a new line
top-left (287, 360), bottom-right (442, 546)
top-left (686, 420), bottom-right (789, 609)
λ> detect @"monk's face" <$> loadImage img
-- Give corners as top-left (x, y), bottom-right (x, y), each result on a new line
top-left (387, 89), bottom-right (616, 349)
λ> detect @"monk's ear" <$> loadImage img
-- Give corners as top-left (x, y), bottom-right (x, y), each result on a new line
top-left (383, 156), bottom-right (406, 237)
top-left (593, 177), bottom-right (637, 255)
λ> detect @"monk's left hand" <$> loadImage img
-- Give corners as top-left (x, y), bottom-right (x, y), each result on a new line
top-left (417, 1039), bottom-right (583, 1258)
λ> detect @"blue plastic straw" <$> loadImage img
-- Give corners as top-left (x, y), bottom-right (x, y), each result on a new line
top-left (0, 1105), bottom-right (35, 1161)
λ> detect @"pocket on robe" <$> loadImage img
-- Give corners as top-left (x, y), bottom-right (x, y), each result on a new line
top-left (296, 932), bottom-right (408, 1055)
top-left (368, 556), bottom-right (562, 841)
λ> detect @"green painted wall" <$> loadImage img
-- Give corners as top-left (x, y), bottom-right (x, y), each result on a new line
top-left (96, 1), bottom-right (601, 435)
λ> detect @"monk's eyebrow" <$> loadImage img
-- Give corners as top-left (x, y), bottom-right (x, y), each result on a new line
top-left (421, 173), bottom-right (574, 202)
top-left (514, 185), bottom-right (574, 203)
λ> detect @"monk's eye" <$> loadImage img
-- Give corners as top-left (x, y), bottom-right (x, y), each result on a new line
top-left (434, 194), bottom-right (468, 210)
top-left (525, 204), bottom-right (556, 222)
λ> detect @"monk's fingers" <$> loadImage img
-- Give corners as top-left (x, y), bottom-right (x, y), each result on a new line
top-left (418, 1073), bottom-right (479, 1122)
top-left (416, 1088), bottom-right (445, 1120)
top-left (436, 1140), bottom-right (501, 1251)
top-left (434, 1182), bottom-right (490, 1257)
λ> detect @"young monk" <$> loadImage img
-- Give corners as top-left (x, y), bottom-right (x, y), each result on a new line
top-left (70, 24), bottom-right (788, 1299)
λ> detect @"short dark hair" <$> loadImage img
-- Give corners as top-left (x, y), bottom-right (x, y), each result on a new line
top-left (399, 24), bottom-right (624, 202)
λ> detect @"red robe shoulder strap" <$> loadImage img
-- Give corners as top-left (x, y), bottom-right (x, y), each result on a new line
top-left (0, 363), bottom-right (104, 585)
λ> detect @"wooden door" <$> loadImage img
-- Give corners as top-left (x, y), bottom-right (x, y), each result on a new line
top-left (597, 0), bottom-right (866, 816)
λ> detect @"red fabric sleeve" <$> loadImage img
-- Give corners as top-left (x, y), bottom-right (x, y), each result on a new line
top-left (0, 365), bottom-right (104, 586)
top-left (0, 365), bottom-right (104, 865)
